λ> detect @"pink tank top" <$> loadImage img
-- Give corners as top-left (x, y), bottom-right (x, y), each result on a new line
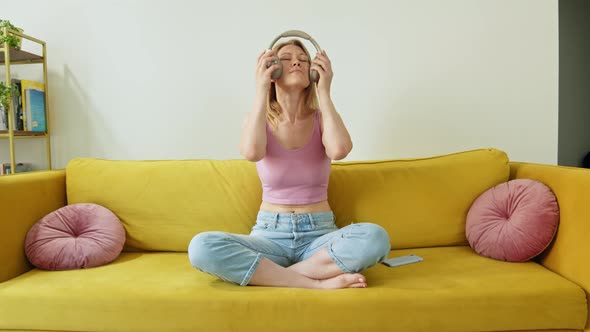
top-left (256, 111), bottom-right (331, 205)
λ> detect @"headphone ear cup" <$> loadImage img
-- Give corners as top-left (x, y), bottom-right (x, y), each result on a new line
top-left (310, 69), bottom-right (319, 83)
top-left (268, 56), bottom-right (282, 80)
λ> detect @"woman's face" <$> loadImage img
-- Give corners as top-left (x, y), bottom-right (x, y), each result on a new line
top-left (275, 44), bottom-right (310, 90)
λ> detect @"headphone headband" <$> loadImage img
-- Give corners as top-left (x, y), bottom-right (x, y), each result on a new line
top-left (268, 30), bottom-right (322, 53)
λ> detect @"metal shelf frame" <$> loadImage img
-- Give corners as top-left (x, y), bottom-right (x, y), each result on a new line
top-left (0, 27), bottom-right (51, 174)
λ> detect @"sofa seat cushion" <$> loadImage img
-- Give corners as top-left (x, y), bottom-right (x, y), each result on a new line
top-left (0, 247), bottom-right (585, 332)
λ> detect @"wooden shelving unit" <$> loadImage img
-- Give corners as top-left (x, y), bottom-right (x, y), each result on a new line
top-left (0, 28), bottom-right (51, 175)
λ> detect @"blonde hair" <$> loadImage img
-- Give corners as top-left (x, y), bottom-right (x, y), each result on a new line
top-left (267, 39), bottom-right (319, 130)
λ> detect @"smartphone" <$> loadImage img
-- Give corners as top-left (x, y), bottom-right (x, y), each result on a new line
top-left (382, 254), bottom-right (424, 267)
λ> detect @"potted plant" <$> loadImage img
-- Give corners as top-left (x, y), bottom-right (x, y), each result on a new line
top-left (0, 81), bottom-right (15, 109)
top-left (0, 20), bottom-right (24, 49)
top-left (0, 81), bottom-right (15, 130)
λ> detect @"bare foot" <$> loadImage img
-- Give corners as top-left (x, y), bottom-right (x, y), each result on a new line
top-left (316, 273), bottom-right (367, 289)
top-left (288, 248), bottom-right (345, 280)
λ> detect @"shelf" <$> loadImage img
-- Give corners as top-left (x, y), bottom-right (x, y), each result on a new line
top-left (0, 47), bottom-right (44, 64)
top-left (0, 131), bottom-right (48, 138)
top-left (1, 30), bottom-right (52, 171)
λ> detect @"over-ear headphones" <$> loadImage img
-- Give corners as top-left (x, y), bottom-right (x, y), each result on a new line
top-left (267, 30), bottom-right (322, 83)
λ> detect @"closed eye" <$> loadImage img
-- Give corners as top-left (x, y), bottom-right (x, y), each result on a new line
top-left (280, 57), bottom-right (309, 63)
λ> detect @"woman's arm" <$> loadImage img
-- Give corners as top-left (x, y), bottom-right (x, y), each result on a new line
top-left (312, 50), bottom-right (353, 160)
top-left (239, 96), bottom-right (268, 162)
top-left (318, 97), bottom-right (353, 160)
top-left (239, 50), bottom-right (279, 162)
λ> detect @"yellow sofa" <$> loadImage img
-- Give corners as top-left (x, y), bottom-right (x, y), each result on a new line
top-left (0, 148), bottom-right (588, 332)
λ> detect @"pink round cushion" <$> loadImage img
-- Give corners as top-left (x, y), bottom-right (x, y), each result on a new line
top-left (466, 179), bottom-right (559, 262)
top-left (25, 203), bottom-right (126, 270)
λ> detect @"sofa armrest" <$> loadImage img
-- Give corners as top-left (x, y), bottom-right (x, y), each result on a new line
top-left (510, 162), bottom-right (590, 329)
top-left (0, 170), bottom-right (66, 283)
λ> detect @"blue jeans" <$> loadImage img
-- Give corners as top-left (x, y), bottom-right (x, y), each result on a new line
top-left (188, 210), bottom-right (391, 286)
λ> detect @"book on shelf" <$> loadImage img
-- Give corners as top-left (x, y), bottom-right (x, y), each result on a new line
top-left (25, 89), bottom-right (46, 132)
top-left (0, 79), bottom-right (46, 133)
top-left (20, 79), bottom-right (46, 133)
top-left (0, 162), bottom-right (33, 175)
top-left (11, 79), bottom-right (23, 131)
top-left (0, 102), bottom-right (7, 131)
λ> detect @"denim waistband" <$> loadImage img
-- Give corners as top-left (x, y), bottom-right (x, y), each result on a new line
top-left (256, 210), bottom-right (335, 224)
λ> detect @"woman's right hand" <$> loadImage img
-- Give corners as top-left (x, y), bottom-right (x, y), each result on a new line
top-left (256, 49), bottom-right (279, 92)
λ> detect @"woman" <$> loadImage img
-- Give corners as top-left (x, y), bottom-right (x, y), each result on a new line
top-left (189, 39), bottom-right (390, 289)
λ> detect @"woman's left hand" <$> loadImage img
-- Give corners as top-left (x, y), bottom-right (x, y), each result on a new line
top-left (311, 50), bottom-right (333, 96)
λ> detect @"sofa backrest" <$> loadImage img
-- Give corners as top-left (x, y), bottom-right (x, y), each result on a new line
top-left (66, 148), bottom-right (509, 252)
top-left (328, 148), bottom-right (509, 249)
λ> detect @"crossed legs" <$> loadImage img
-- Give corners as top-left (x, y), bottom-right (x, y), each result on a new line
top-left (249, 249), bottom-right (368, 289)
top-left (188, 223), bottom-right (390, 289)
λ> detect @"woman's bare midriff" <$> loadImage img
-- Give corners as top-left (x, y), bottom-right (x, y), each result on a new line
top-left (260, 200), bottom-right (331, 214)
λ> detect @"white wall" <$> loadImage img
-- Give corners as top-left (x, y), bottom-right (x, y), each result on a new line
top-left (0, 0), bottom-right (559, 170)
